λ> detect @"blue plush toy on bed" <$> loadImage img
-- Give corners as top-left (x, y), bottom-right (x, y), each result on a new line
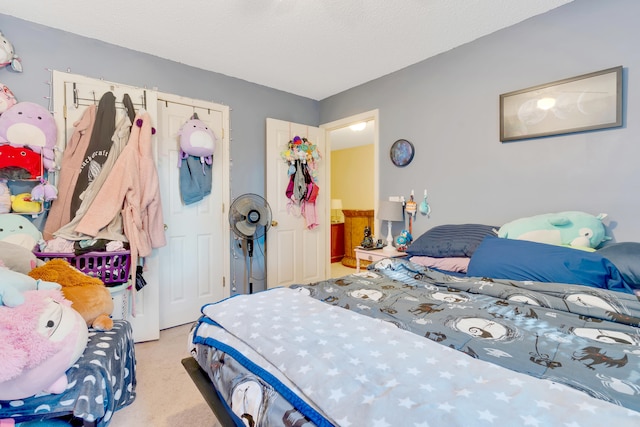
top-left (497, 211), bottom-right (610, 249)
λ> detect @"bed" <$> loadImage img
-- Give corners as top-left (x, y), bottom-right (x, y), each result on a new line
top-left (0, 320), bottom-right (136, 426)
top-left (184, 228), bottom-right (640, 426)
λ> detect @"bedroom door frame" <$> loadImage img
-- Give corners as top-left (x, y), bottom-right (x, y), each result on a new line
top-left (320, 109), bottom-right (380, 276)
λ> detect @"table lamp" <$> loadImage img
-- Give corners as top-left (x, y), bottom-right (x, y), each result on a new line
top-left (377, 200), bottom-right (404, 254)
top-left (331, 199), bottom-right (343, 223)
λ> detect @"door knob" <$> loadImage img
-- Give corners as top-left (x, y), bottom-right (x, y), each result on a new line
top-left (271, 220), bottom-right (278, 227)
top-left (164, 224), bottom-right (168, 231)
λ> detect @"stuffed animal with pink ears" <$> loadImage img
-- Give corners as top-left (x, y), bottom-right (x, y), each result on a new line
top-left (0, 102), bottom-right (57, 171)
top-left (0, 31), bottom-right (22, 72)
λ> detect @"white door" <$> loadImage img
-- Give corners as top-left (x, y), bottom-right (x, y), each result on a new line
top-left (52, 71), bottom-right (160, 342)
top-left (156, 94), bottom-right (230, 329)
top-left (265, 119), bottom-right (326, 287)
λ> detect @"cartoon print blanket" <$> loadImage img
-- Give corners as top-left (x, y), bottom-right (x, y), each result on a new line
top-left (193, 285), bottom-right (639, 426)
top-left (293, 258), bottom-right (640, 414)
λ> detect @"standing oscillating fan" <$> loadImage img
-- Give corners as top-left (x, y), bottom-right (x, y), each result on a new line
top-left (229, 193), bottom-right (272, 294)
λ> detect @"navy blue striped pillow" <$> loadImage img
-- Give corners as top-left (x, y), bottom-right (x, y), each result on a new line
top-left (406, 224), bottom-right (498, 258)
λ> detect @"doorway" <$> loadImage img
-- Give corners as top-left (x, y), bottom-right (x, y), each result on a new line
top-left (321, 110), bottom-right (379, 279)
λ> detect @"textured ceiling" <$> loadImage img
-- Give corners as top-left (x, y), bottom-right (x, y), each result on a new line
top-left (2, 0), bottom-right (572, 100)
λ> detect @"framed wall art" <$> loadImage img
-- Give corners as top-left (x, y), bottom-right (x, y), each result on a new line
top-left (500, 66), bottom-right (622, 142)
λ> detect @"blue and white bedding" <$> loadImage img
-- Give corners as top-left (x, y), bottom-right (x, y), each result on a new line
top-left (190, 260), bottom-right (640, 426)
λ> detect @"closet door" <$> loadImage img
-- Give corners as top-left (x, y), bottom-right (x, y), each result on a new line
top-left (52, 71), bottom-right (161, 342)
top-left (155, 94), bottom-right (230, 329)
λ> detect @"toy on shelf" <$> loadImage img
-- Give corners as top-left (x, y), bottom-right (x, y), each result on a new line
top-left (0, 102), bottom-right (57, 170)
top-left (0, 145), bottom-right (42, 180)
top-left (11, 192), bottom-right (42, 214)
top-left (0, 213), bottom-right (43, 251)
top-left (0, 179), bottom-right (10, 213)
top-left (30, 178), bottom-right (58, 202)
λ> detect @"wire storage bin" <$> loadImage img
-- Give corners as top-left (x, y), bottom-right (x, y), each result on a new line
top-left (33, 250), bottom-right (131, 287)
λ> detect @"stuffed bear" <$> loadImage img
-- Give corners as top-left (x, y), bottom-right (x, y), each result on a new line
top-left (0, 289), bottom-right (87, 400)
top-left (28, 259), bottom-right (115, 331)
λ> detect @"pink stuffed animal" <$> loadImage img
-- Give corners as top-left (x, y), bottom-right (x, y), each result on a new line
top-left (0, 102), bottom-right (57, 171)
top-left (0, 289), bottom-right (88, 400)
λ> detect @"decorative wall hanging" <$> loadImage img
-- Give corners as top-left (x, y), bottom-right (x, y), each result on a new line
top-left (500, 66), bottom-right (622, 142)
top-left (281, 136), bottom-right (322, 229)
top-left (390, 139), bottom-right (414, 167)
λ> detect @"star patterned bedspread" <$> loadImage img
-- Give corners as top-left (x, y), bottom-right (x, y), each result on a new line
top-left (293, 257), bottom-right (640, 415)
top-left (0, 320), bottom-right (136, 426)
top-left (194, 286), bottom-right (640, 426)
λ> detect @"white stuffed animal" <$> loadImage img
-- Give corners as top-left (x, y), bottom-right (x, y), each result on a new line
top-left (0, 31), bottom-right (22, 72)
top-left (0, 180), bottom-right (10, 213)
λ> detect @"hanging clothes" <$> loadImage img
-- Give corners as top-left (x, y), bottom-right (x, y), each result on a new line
top-left (179, 154), bottom-right (212, 205)
top-left (75, 111), bottom-right (166, 290)
top-left (122, 93), bottom-right (136, 125)
top-left (43, 104), bottom-right (97, 241)
top-left (54, 112), bottom-right (132, 241)
top-left (69, 91), bottom-right (117, 217)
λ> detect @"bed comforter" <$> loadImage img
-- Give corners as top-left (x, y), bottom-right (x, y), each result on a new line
top-left (191, 258), bottom-right (640, 426)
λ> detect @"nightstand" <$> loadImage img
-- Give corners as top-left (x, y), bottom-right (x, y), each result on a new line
top-left (354, 246), bottom-right (407, 272)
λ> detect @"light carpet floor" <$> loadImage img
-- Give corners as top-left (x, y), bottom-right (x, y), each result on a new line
top-left (109, 323), bottom-right (222, 427)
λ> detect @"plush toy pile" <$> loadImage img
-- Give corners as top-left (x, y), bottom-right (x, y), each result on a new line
top-left (29, 259), bottom-right (115, 331)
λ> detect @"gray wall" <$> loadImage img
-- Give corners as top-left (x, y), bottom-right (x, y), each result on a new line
top-left (0, 15), bottom-right (320, 200)
top-left (0, 15), bottom-right (320, 293)
top-left (3, 0), bottom-right (640, 249)
top-left (320, 0), bottom-right (640, 243)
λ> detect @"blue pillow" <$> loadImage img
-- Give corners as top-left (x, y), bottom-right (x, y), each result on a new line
top-left (405, 224), bottom-right (498, 258)
top-left (467, 236), bottom-right (632, 293)
top-left (597, 242), bottom-right (640, 289)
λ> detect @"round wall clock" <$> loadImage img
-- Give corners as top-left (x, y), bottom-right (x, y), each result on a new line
top-left (390, 139), bottom-right (414, 167)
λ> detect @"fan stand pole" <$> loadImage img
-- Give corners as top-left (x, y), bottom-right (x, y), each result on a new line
top-left (248, 238), bottom-right (254, 294)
